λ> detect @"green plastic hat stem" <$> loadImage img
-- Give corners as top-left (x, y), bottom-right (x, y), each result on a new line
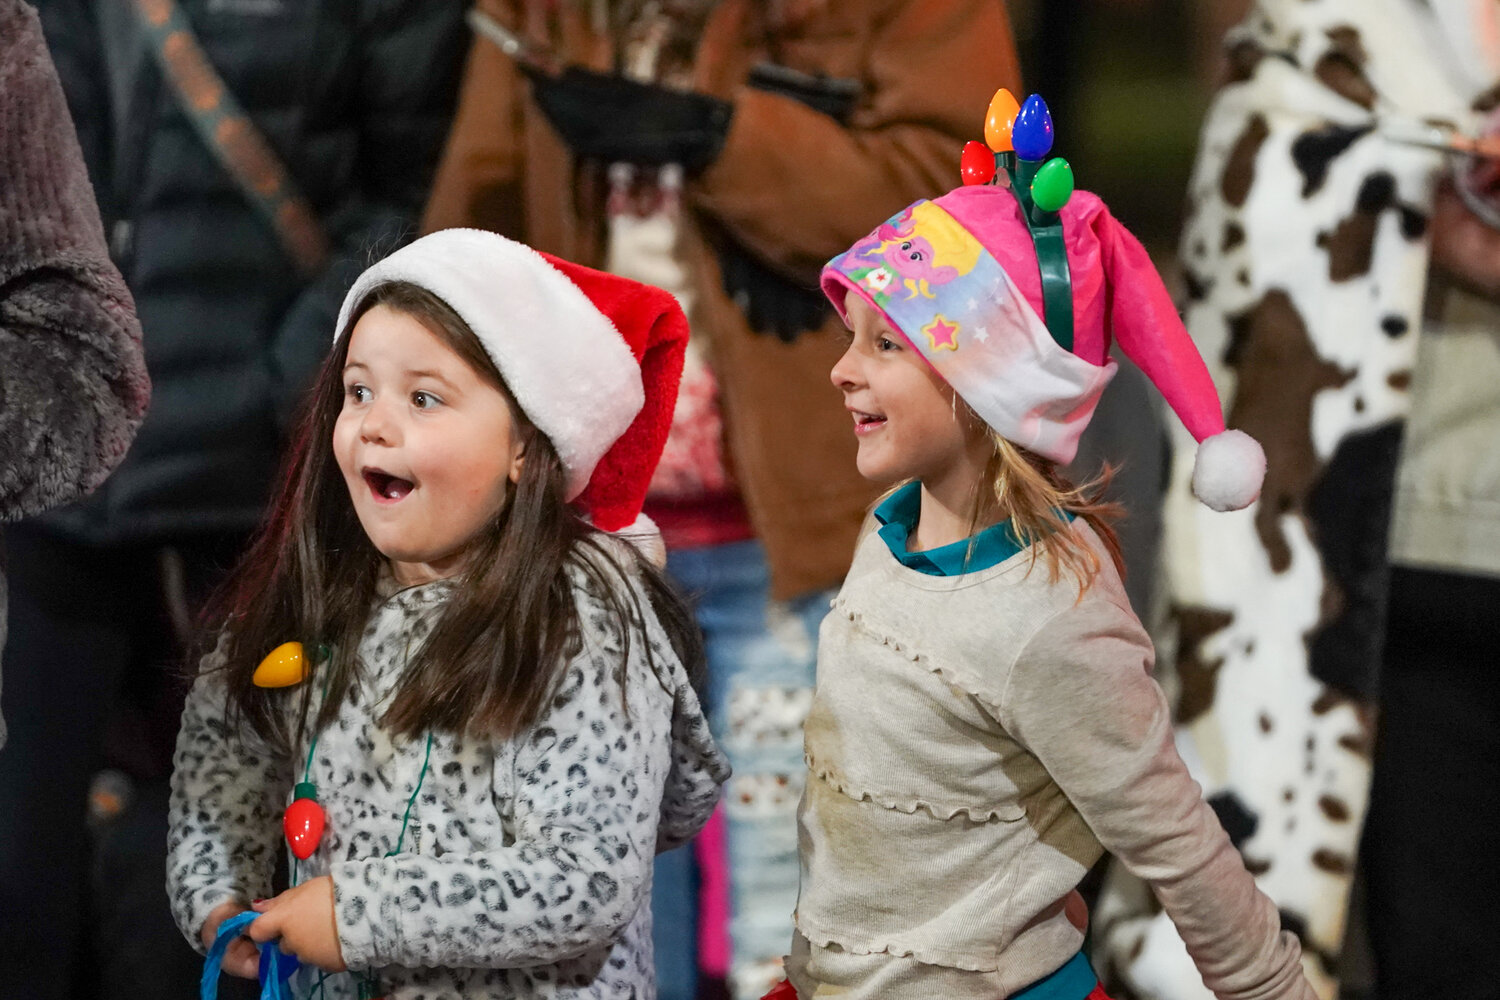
top-left (1005, 157), bottom-right (1076, 351)
top-left (1013, 158), bottom-right (1041, 211)
top-left (1029, 222), bottom-right (1075, 353)
top-left (293, 781), bottom-right (319, 802)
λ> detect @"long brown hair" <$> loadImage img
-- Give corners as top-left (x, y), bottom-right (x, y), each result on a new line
top-left (197, 281), bottom-right (703, 752)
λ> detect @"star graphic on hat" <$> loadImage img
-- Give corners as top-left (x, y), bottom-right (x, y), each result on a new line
top-left (923, 315), bottom-right (960, 352)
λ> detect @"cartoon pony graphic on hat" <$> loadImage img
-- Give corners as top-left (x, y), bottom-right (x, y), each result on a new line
top-left (844, 202), bottom-right (983, 305)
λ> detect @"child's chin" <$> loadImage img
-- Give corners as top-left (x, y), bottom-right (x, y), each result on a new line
top-left (854, 457), bottom-right (902, 485)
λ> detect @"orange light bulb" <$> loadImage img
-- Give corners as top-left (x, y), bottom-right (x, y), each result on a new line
top-left (984, 88), bottom-right (1022, 153)
top-left (253, 641), bottom-right (310, 689)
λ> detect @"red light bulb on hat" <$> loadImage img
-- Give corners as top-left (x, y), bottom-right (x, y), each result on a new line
top-left (284, 782), bottom-right (325, 860)
top-left (960, 141), bottom-right (997, 185)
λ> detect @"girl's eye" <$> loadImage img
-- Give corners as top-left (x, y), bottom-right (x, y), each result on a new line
top-left (411, 390), bottom-right (441, 409)
top-left (900, 241), bottom-right (912, 251)
top-left (345, 384), bottom-right (370, 403)
top-left (877, 337), bottom-right (899, 352)
top-left (908, 251), bottom-right (923, 261)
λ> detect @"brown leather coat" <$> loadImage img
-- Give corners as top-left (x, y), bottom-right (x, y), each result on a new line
top-left (423, 0), bottom-right (1021, 598)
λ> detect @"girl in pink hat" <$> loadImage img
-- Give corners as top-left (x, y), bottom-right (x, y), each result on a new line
top-left (167, 229), bottom-right (729, 999)
top-left (768, 96), bottom-right (1315, 1000)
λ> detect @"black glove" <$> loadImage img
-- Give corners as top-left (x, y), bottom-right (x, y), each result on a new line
top-left (713, 64), bottom-right (863, 342)
top-left (522, 65), bottom-right (733, 172)
top-left (715, 239), bottom-right (832, 344)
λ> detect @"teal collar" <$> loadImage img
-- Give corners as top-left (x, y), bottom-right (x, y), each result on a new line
top-left (1012, 951), bottom-right (1099, 1000)
top-left (873, 481), bottom-right (1028, 577)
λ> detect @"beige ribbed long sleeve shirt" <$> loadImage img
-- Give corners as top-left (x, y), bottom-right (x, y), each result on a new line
top-left (788, 521), bottom-right (1315, 1000)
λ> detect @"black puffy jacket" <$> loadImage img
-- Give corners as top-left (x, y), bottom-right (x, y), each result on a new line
top-left (33, 0), bottom-right (467, 543)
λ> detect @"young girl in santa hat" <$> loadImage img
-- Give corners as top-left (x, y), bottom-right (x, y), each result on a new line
top-left (772, 95), bottom-right (1318, 1000)
top-left (167, 228), bottom-right (729, 999)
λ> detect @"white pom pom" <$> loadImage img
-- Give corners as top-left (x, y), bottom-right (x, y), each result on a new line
top-left (1191, 429), bottom-right (1266, 511)
top-left (613, 513), bottom-right (667, 568)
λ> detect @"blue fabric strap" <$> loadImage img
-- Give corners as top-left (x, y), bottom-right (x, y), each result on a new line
top-left (201, 911), bottom-right (300, 1000)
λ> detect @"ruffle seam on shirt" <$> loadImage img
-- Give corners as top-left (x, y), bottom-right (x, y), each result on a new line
top-left (830, 598), bottom-right (1006, 711)
top-left (805, 753), bottom-right (1024, 824)
top-left (794, 917), bottom-right (1002, 973)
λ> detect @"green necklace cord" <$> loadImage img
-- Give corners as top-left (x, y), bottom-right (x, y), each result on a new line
top-left (283, 639), bottom-right (433, 999)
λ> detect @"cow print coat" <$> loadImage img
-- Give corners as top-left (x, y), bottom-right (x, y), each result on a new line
top-left (168, 553), bottom-right (729, 999)
top-left (1094, 2), bottom-right (1495, 998)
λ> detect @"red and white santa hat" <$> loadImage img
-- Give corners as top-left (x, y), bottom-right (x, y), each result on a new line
top-left (334, 228), bottom-right (688, 552)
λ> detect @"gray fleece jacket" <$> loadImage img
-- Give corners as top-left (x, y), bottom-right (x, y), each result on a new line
top-left (168, 551), bottom-right (729, 999)
top-left (0, 0), bottom-right (150, 743)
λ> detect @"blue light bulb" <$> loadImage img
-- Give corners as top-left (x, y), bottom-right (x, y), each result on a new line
top-left (1012, 94), bottom-right (1054, 162)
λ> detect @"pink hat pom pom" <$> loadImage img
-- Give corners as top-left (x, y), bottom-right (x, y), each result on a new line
top-left (1191, 429), bottom-right (1266, 512)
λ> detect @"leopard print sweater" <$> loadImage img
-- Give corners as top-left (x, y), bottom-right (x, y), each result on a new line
top-left (168, 552), bottom-right (729, 999)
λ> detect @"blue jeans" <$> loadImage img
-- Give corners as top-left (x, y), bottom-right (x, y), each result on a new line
top-left (651, 539), bottom-right (832, 999)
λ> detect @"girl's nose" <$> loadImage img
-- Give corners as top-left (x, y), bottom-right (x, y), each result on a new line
top-left (830, 343), bottom-right (862, 392)
top-left (360, 398), bottom-right (398, 445)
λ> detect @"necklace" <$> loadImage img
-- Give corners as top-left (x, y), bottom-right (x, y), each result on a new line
top-left (258, 642), bottom-right (434, 1000)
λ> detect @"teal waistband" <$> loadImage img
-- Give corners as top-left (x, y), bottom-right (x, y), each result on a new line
top-left (1010, 951), bottom-right (1098, 1000)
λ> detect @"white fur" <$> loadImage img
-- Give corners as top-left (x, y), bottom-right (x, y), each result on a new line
top-left (1191, 429), bottom-right (1266, 512)
top-left (612, 512), bottom-right (666, 568)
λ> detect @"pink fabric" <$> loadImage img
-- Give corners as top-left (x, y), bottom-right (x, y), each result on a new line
top-left (695, 804), bottom-right (732, 976)
top-left (933, 185), bottom-right (1226, 444)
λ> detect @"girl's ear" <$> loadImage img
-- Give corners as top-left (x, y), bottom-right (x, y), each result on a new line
top-left (507, 438), bottom-right (526, 485)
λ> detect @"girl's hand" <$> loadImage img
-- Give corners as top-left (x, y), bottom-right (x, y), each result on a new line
top-left (201, 900), bottom-right (259, 979)
top-left (249, 876), bottom-right (348, 972)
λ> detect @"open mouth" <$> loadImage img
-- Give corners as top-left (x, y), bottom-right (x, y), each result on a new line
top-left (362, 467), bottom-right (415, 502)
top-left (852, 410), bottom-right (887, 435)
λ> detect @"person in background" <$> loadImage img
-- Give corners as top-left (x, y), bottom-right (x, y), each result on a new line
top-left (1095, 2), bottom-right (1500, 997)
top-left (1, 1), bottom-right (467, 995)
top-left (421, 2), bottom-right (1022, 995)
top-left (0, 0), bottom-right (149, 713)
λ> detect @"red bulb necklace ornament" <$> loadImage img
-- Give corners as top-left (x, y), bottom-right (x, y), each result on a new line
top-left (283, 781), bottom-right (326, 860)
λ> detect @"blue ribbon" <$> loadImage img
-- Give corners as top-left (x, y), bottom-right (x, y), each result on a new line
top-left (202, 911), bottom-right (303, 1000)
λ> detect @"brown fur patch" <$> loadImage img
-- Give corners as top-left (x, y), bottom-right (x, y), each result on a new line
top-left (1314, 26), bottom-right (1376, 109)
top-left (1174, 606), bottom-right (1235, 724)
top-left (1226, 39), bottom-right (1264, 84)
top-left (1338, 730), bottom-right (1373, 758)
top-left (1326, 172), bottom-right (1403, 281)
top-left (1474, 84), bottom-right (1500, 113)
top-left (1224, 290), bottom-right (1357, 571)
top-left (1387, 370), bottom-right (1411, 390)
top-left (1311, 689), bottom-right (1349, 714)
top-left (1312, 848), bottom-right (1353, 875)
top-left (1327, 211), bottom-right (1379, 281)
top-left (1222, 114), bottom-right (1270, 208)
top-left (1244, 856), bottom-right (1273, 876)
top-left (1318, 795), bottom-right (1352, 822)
